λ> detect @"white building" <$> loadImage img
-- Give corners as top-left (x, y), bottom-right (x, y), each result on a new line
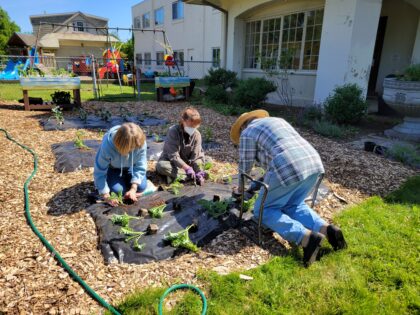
top-left (131, 0), bottom-right (223, 78)
top-left (185, 0), bottom-right (420, 106)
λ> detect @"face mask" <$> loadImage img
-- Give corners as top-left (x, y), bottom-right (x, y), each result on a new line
top-left (184, 126), bottom-right (196, 136)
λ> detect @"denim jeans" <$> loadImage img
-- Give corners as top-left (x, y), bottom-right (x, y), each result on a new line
top-left (253, 172), bottom-right (326, 245)
top-left (107, 167), bottom-right (147, 194)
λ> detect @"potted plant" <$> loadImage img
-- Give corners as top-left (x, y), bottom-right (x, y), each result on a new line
top-left (383, 64), bottom-right (420, 142)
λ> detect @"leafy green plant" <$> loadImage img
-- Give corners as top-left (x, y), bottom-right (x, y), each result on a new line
top-left (109, 191), bottom-right (124, 205)
top-left (78, 107), bottom-right (88, 123)
top-left (98, 129), bottom-right (105, 138)
top-left (401, 64), bottom-right (420, 81)
top-left (148, 204), bottom-right (166, 218)
top-left (73, 130), bottom-right (90, 150)
top-left (111, 213), bottom-right (139, 227)
top-left (203, 68), bottom-right (238, 90)
top-left (120, 227), bottom-right (146, 251)
top-left (386, 144), bottom-right (420, 168)
top-left (324, 84), bottom-right (367, 125)
top-left (232, 78), bottom-right (276, 109)
top-left (119, 106), bottom-right (133, 121)
top-left (205, 85), bottom-right (229, 104)
top-left (202, 126), bottom-right (213, 143)
top-left (223, 175), bottom-right (233, 184)
top-left (312, 120), bottom-right (346, 139)
top-left (198, 198), bottom-right (233, 218)
top-left (51, 91), bottom-right (71, 105)
top-left (49, 106), bottom-right (64, 125)
top-left (152, 133), bottom-right (162, 143)
top-left (164, 225), bottom-right (199, 252)
top-left (97, 108), bottom-right (112, 122)
top-left (243, 194), bottom-right (258, 212)
top-left (169, 177), bottom-right (184, 195)
top-left (203, 161), bottom-right (213, 171)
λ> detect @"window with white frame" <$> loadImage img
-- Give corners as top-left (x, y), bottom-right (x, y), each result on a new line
top-left (156, 51), bottom-right (164, 65)
top-left (136, 53), bottom-right (142, 65)
top-left (142, 12), bottom-right (151, 28)
top-left (134, 17), bottom-right (141, 29)
top-left (212, 48), bottom-right (220, 67)
top-left (73, 21), bottom-right (85, 32)
top-left (144, 52), bottom-right (151, 65)
top-left (244, 8), bottom-right (324, 70)
top-left (172, 1), bottom-right (184, 20)
top-left (154, 7), bottom-right (164, 26)
top-left (173, 50), bottom-right (184, 66)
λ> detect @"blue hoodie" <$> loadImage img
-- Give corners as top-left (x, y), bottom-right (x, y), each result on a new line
top-left (94, 125), bottom-right (147, 194)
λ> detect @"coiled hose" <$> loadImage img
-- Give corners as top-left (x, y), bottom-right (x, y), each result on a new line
top-left (0, 129), bottom-right (121, 315)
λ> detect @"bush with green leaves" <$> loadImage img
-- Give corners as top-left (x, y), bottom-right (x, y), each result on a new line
top-left (205, 85), bottom-right (229, 104)
top-left (202, 99), bottom-right (248, 116)
top-left (232, 77), bottom-right (276, 109)
top-left (401, 64), bottom-right (420, 81)
top-left (324, 84), bottom-right (367, 125)
top-left (203, 68), bottom-right (238, 90)
top-left (386, 144), bottom-right (420, 168)
top-left (311, 120), bottom-right (346, 138)
top-left (51, 91), bottom-right (71, 105)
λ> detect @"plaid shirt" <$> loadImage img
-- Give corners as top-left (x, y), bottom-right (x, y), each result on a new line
top-left (239, 117), bottom-right (324, 187)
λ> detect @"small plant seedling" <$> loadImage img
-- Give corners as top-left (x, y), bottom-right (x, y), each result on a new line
top-left (152, 133), bottom-right (162, 143)
top-left (98, 129), bottom-right (105, 138)
top-left (120, 227), bottom-right (146, 251)
top-left (119, 106), bottom-right (133, 121)
top-left (202, 126), bottom-right (214, 143)
top-left (243, 194), bottom-right (258, 212)
top-left (49, 106), bottom-right (64, 125)
top-left (98, 108), bottom-right (112, 122)
top-left (109, 191), bottom-right (124, 205)
top-left (198, 198), bottom-right (233, 219)
top-left (78, 108), bottom-right (88, 123)
top-left (111, 213), bottom-right (139, 227)
top-left (164, 225), bottom-right (199, 253)
top-left (148, 204), bottom-right (166, 218)
top-left (203, 161), bottom-right (213, 171)
top-left (222, 175), bottom-right (233, 184)
top-left (168, 177), bottom-right (184, 195)
top-left (73, 130), bottom-right (90, 150)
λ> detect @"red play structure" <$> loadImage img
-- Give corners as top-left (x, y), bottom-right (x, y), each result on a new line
top-left (98, 48), bottom-right (124, 79)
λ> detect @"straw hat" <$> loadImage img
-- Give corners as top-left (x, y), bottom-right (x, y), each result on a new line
top-left (230, 109), bottom-right (269, 145)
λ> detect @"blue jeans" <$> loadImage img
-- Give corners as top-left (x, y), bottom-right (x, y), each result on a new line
top-left (107, 168), bottom-right (147, 194)
top-left (254, 172), bottom-right (326, 245)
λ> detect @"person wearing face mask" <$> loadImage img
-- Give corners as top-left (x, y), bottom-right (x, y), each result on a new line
top-left (156, 107), bottom-right (207, 185)
top-left (94, 122), bottom-right (151, 206)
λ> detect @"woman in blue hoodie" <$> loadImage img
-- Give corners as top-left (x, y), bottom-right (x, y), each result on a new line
top-left (94, 123), bottom-right (148, 206)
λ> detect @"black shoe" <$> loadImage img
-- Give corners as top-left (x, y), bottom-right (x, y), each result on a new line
top-left (327, 225), bottom-right (347, 251)
top-left (303, 232), bottom-right (325, 267)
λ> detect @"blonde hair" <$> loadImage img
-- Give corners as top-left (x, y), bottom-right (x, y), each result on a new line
top-left (113, 123), bottom-right (145, 155)
top-left (181, 107), bottom-right (201, 127)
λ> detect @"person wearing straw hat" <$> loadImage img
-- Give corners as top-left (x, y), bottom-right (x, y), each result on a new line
top-left (231, 110), bottom-right (347, 266)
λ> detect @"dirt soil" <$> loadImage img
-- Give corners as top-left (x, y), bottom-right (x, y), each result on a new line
top-left (0, 100), bottom-right (417, 314)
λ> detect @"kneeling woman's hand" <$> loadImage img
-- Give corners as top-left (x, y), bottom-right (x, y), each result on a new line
top-left (124, 188), bottom-right (138, 202)
top-left (103, 193), bottom-right (119, 207)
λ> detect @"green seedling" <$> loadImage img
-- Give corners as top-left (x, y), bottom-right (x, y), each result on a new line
top-left (203, 161), bottom-right (213, 171)
top-left (74, 130), bottom-right (90, 150)
top-left (243, 194), bottom-right (258, 212)
top-left (148, 204), bottom-right (166, 218)
top-left (164, 225), bottom-right (199, 253)
top-left (119, 106), bottom-right (133, 121)
top-left (109, 191), bottom-right (124, 205)
top-left (98, 108), bottom-right (112, 122)
top-left (98, 129), bottom-right (105, 138)
top-left (169, 177), bottom-right (184, 195)
top-left (78, 108), bottom-right (88, 123)
top-left (111, 213), bottom-right (139, 227)
top-left (223, 175), bottom-right (233, 184)
top-left (153, 133), bottom-right (162, 143)
top-left (120, 227), bottom-right (146, 251)
top-left (49, 106), bottom-right (64, 125)
top-left (198, 198), bottom-right (233, 219)
top-left (202, 126), bottom-right (213, 142)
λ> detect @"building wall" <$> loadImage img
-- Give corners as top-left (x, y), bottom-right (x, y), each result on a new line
top-left (132, 0), bottom-right (223, 78)
top-left (376, 0), bottom-right (420, 94)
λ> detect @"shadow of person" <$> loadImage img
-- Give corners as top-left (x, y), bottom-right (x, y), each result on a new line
top-left (47, 181), bottom-right (95, 216)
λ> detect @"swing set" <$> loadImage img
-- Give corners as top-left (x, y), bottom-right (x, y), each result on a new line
top-left (36, 22), bottom-right (183, 101)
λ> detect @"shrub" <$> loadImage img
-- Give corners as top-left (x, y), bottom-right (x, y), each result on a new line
top-left (297, 104), bottom-right (323, 126)
top-left (51, 91), bottom-right (71, 105)
top-left (312, 120), bottom-right (346, 138)
top-left (386, 144), bottom-right (420, 168)
top-left (402, 64), bottom-right (420, 81)
top-left (205, 85), bottom-right (229, 104)
top-left (232, 77), bottom-right (277, 109)
top-left (324, 84), bottom-right (367, 125)
top-left (203, 68), bottom-right (238, 90)
top-left (202, 99), bottom-right (247, 116)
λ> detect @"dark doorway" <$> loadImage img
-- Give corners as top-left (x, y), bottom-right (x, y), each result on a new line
top-left (368, 16), bottom-right (388, 96)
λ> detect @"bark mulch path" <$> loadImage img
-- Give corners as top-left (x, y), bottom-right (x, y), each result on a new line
top-left (0, 100), bottom-right (417, 314)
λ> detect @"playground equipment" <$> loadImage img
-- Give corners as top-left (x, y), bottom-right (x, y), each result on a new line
top-left (0, 58), bottom-right (30, 80)
top-left (98, 48), bottom-right (124, 80)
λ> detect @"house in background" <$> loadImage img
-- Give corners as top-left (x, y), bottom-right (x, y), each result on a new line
top-left (185, 0), bottom-right (420, 107)
top-left (132, 0), bottom-right (223, 78)
top-left (7, 11), bottom-right (118, 69)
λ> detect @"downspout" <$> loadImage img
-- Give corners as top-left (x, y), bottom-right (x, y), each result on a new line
top-left (223, 10), bottom-right (228, 69)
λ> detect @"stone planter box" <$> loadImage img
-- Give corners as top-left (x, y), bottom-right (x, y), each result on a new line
top-left (383, 77), bottom-right (420, 142)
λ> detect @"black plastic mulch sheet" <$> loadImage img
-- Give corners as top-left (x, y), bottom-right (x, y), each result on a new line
top-left (42, 114), bottom-right (168, 131)
top-left (52, 138), bottom-right (165, 173)
top-left (86, 177), bottom-right (330, 265)
top-left (86, 181), bottom-right (238, 265)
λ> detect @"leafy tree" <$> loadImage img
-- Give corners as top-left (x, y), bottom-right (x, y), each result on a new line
top-left (120, 38), bottom-right (134, 62)
top-left (0, 7), bottom-right (20, 55)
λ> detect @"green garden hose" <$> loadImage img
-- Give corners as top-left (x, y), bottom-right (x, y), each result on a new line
top-left (158, 284), bottom-right (207, 315)
top-left (0, 129), bottom-right (121, 315)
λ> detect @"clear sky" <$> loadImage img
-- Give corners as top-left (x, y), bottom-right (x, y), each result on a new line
top-left (0, 0), bottom-right (143, 41)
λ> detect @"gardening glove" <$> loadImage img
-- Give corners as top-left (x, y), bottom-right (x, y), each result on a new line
top-left (185, 167), bottom-right (196, 181)
top-left (124, 189), bottom-right (138, 202)
top-left (195, 171), bottom-right (206, 186)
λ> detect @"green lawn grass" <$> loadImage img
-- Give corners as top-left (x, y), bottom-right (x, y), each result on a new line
top-left (0, 82), bottom-right (156, 102)
top-left (109, 176), bottom-right (420, 315)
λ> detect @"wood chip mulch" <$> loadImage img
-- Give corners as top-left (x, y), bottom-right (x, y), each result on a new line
top-left (0, 100), bottom-right (417, 314)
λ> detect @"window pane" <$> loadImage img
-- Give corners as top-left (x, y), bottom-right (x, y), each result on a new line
top-left (155, 8), bottom-right (164, 25)
top-left (303, 9), bottom-right (324, 70)
top-left (314, 25), bottom-right (322, 40)
top-left (307, 11), bottom-right (315, 26)
top-left (244, 20), bottom-right (261, 68)
top-left (315, 9), bottom-right (324, 24)
top-left (143, 13), bottom-right (150, 28)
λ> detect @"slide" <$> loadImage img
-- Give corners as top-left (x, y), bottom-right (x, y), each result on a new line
top-left (0, 58), bottom-right (29, 80)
